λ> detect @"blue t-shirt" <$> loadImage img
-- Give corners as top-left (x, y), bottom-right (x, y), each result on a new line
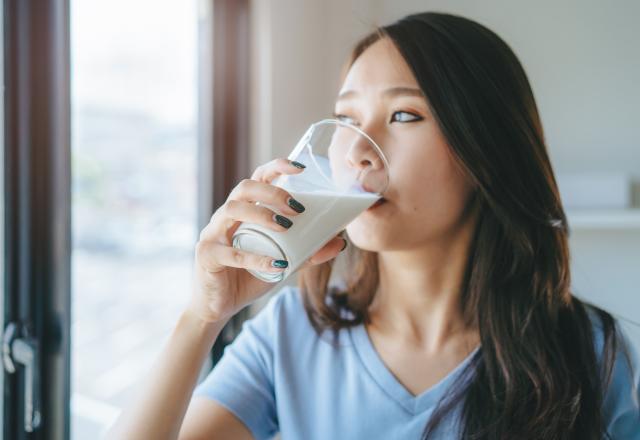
top-left (193, 286), bottom-right (640, 439)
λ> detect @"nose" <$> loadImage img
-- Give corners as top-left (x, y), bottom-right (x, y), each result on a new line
top-left (345, 129), bottom-right (385, 173)
top-left (343, 127), bottom-right (389, 195)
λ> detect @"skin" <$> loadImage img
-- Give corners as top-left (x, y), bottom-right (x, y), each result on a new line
top-left (335, 37), bottom-right (481, 395)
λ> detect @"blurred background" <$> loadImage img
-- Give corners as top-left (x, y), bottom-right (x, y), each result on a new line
top-left (69, 0), bottom-right (198, 437)
top-left (2, 0), bottom-right (638, 438)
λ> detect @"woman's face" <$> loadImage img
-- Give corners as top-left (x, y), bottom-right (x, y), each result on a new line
top-left (336, 37), bottom-right (477, 251)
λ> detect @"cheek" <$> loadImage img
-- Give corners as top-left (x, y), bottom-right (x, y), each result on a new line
top-left (390, 137), bottom-right (452, 201)
top-left (392, 141), bottom-right (472, 221)
top-left (346, 128), bottom-right (475, 250)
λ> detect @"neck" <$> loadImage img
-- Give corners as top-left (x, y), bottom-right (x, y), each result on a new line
top-left (368, 213), bottom-right (478, 353)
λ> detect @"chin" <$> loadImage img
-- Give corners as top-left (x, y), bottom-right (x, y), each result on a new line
top-left (345, 221), bottom-right (398, 252)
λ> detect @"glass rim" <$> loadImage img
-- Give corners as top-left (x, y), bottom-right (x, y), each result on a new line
top-left (294, 118), bottom-right (390, 195)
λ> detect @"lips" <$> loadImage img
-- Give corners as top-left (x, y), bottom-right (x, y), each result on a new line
top-left (368, 198), bottom-right (387, 210)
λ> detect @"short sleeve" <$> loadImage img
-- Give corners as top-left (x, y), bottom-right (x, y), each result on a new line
top-left (192, 289), bottom-right (288, 440)
top-left (600, 322), bottom-right (640, 439)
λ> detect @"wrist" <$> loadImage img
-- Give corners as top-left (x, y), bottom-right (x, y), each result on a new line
top-left (180, 306), bottom-right (230, 337)
top-left (185, 293), bottom-right (238, 325)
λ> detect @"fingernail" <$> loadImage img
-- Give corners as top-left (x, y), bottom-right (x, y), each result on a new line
top-left (271, 259), bottom-right (289, 268)
top-left (287, 197), bottom-right (305, 213)
top-left (340, 238), bottom-right (348, 252)
top-left (274, 214), bottom-right (293, 229)
top-left (290, 160), bottom-right (306, 169)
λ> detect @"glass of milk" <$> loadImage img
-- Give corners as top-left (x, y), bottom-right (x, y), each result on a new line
top-left (232, 119), bottom-right (389, 283)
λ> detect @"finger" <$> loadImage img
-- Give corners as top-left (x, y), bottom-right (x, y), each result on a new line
top-left (223, 199), bottom-right (294, 233)
top-left (199, 176), bottom-right (305, 243)
top-left (251, 158), bottom-right (306, 183)
top-left (198, 177), bottom-right (304, 244)
top-left (300, 235), bottom-right (347, 269)
top-left (199, 199), bottom-right (294, 244)
top-left (196, 240), bottom-right (288, 274)
top-left (228, 178), bottom-right (305, 216)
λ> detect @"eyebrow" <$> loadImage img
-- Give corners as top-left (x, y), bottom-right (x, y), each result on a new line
top-left (335, 86), bottom-right (424, 102)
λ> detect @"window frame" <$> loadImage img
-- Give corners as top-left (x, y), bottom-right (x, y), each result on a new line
top-left (198, 0), bottom-right (252, 367)
top-left (3, 0), bottom-right (72, 439)
top-left (0, 0), bottom-right (5, 433)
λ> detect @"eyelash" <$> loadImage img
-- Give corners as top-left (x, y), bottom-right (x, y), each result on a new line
top-left (332, 111), bottom-right (423, 125)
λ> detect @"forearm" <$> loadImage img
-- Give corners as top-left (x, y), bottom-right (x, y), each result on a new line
top-left (107, 309), bottom-right (230, 440)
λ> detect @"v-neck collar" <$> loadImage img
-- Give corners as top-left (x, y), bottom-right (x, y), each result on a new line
top-left (349, 323), bottom-right (480, 415)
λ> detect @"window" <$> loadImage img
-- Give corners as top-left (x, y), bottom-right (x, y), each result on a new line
top-left (3, 1), bottom-right (248, 436)
top-left (70, 1), bottom-right (198, 437)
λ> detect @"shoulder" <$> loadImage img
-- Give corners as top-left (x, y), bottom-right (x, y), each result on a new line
top-left (252, 284), bottom-right (306, 325)
top-left (585, 306), bottom-right (638, 369)
top-left (250, 284), bottom-right (351, 348)
top-left (246, 285), bottom-right (314, 339)
top-left (585, 305), bottom-right (639, 384)
top-left (585, 306), bottom-right (640, 438)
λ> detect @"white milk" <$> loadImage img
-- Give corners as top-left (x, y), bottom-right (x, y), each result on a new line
top-left (233, 188), bottom-right (379, 282)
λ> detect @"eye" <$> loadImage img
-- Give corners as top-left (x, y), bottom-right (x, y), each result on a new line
top-left (333, 113), bottom-right (358, 126)
top-left (391, 111), bottom-right (422, 123)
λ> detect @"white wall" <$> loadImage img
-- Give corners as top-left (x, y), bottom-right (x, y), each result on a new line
top-left (249, 0), bottom-right (640, 347)
top-left (249, 0), bottom-right (382, 166)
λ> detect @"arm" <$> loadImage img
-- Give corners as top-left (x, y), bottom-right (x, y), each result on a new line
top-left (106, 310), bottom-right (234, 439)
top-left (107, 158), bottom-right (343, 439)
top-left (179, 398), bottom-right (254, 440)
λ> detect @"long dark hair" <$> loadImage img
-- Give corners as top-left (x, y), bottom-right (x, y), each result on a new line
top-left (297, 12), bottom-right (631, 439)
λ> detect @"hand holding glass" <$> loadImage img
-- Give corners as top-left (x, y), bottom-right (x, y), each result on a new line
top-left (232, 119), bottom-right (390, 283)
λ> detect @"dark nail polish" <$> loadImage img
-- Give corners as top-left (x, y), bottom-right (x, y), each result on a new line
top-left (272, 259), bottom-right (289, 268)
top-left (290, 161), bottom-right (306, 169)
top-left (287, 197), bottom-right (306, 213)
top-left (340, 238), bottom-right (348, 252)
top-left (274, 214), bottom-right (293, 229)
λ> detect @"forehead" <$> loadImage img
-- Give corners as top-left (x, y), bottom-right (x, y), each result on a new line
top-left (340, 37), bottom-right (419, 92)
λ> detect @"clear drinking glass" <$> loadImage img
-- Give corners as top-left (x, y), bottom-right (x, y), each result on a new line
top-left (232, 119), bottom-right (390, 283)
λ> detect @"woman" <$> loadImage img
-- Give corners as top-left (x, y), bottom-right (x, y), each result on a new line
top-left (108, 12), bottom-right (639, 440)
